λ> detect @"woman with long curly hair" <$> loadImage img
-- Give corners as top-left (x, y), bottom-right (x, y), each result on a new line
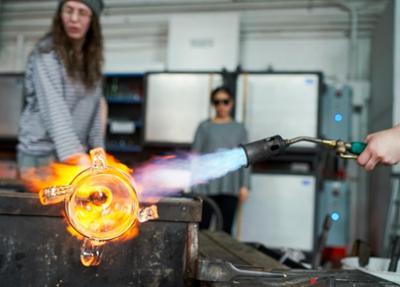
top-left (17, 0), bottom-right (105, 172)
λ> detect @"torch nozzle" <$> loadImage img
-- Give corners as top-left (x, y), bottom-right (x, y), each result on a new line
top-left (241, 135), bottom-right (287, 166)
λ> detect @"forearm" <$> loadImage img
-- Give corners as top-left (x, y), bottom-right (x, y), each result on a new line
top-left (240, 167), bottom-right (251, 189)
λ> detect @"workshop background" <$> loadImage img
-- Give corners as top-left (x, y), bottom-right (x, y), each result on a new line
top-left (1, 0), bottom-right (400, 286)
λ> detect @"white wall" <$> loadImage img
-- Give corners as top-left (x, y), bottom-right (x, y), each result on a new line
top-left (0, 37), bottom-right (35, 72)
top-left (167, 13), bottom-right (240, 71)
top-left (0, 7), bottom-right (372, 83)
top-left (0, 12), bottom-right (169, 73)
top-left (1, 32), bottom-right (371, 85)
top-left (104, 40), bottom-right (166, 73)
top-left (241, 37), bottom-right (371, 82)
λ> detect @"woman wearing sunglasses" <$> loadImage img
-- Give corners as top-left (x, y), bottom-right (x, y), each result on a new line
top-left (192, 86), bottom-right (250, 235)
top-left (17, 0), bottom-right (106, 174)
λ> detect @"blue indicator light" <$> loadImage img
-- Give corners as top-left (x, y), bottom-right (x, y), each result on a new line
top-left (334, 113), bottom-right (343, 122)
top-left (331, 212), bottom-right (340, 221)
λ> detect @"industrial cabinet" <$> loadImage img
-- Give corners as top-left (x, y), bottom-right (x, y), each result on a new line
top-left (234, 72), bottom-right (322, 253)
top-left (144, 72), bottom-right (223, 145)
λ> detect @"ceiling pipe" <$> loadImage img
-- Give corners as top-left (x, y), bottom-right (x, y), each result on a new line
top-left (333, 0), bottom-right (360, 80)
top-left (1, 0), bottom-right (385, 15)
top-left (349, 4), bottom-right (359, 81)
top-left (332, 0), bottom-right (384, 80)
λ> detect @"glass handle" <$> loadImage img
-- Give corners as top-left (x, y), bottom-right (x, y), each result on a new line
top-left (138, 205), bottom-right (159, 223)
top-left (80, 238), bottom-right (105, 267)
top-left (90, 148), bottom-right (107, 171)
top-left (39, 185), bottom-right (73, 205)
top-left (349, 142), bottom-right (367, 155)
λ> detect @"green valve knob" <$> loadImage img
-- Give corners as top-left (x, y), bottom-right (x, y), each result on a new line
top-left (349, 142), bottom-right (367, 155)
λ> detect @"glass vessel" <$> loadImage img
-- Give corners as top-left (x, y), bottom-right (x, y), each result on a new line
top-left (39, 148), bottom-right (157, 266)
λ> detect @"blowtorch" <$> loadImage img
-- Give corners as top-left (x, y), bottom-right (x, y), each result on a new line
top-left (241, 135), bottom-right (367, 166)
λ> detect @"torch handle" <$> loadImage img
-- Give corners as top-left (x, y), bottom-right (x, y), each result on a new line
top-left (348, 142), bottom-right (367, 155)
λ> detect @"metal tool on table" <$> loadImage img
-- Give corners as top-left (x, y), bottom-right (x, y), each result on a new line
top-left (312, 214), bottom-right (333, 269)
top-left (195, 259), bottom-right (369, 286)
top-left (241, 135), bottom-right (367, 166)
top-left (351, 239), bottom-right (371, 268)
top-left (196, 259), bottom-right (287, 282)
top-left (388, 235), bottom-right (400, 272)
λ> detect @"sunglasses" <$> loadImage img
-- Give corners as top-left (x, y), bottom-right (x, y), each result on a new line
top-left (213, 99), bottom-right (231, 106)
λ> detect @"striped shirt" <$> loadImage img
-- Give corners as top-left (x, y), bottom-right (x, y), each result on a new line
top-left (17, 36), bottom-right (104, 161)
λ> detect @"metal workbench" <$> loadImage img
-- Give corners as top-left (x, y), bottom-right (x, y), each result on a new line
top-left (197, 231), bottom-right (400, 287)
top-left (0, 190), bottom-right (201, 287)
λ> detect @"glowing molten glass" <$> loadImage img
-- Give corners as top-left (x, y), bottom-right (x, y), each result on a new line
top-left (66, 167), bottom-right (139, 241)
top-left (38, 148), bottom-right (158, 267)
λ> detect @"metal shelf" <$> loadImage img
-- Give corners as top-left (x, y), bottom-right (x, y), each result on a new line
top-left (106, 96), bottom-right (143, 104)
top-left (105, 144), bottom-right (143, 153)
top-left (104, 73), bottom-right (144, 78)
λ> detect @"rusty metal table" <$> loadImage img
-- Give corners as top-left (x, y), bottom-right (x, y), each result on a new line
top-left (0, 190), bottom-right (202, 287)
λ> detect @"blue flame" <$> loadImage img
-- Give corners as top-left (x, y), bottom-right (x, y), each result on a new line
top-left (133, 148), bottom-right (248, 199)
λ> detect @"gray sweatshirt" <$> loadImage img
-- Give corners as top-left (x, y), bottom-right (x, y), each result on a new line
top-left (192, 119), bottom-right (251, 196)
top-left (17, 36), bottom-right (104, 161)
